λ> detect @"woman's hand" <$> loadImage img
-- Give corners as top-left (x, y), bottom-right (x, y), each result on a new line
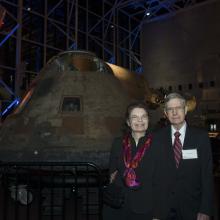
top-left (110, 170), bottom-right (118, 183)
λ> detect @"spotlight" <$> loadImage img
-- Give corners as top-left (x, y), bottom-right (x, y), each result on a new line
top-left (145, 9), bottom-right (151, 16)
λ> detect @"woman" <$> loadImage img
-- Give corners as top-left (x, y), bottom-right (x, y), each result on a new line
top-left (103, 101), bottom-right (155, 220)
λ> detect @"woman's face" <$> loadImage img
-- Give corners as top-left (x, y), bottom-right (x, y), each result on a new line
top-left (127, 107), bottom-right (149, 134)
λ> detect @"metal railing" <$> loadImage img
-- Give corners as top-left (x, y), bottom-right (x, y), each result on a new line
top-left (0, 162), bottom-right (105, 220)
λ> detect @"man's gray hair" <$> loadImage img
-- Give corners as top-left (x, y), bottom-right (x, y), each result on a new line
top-left (164, 93), bottom-right (186, 109)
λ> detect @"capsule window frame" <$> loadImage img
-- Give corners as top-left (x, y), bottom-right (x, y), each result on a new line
top-left (60, 96), bottom-right (83, 114)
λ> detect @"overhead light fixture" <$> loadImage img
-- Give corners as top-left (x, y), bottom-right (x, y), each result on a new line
top-left (145, 8), bottom-right (151, 16)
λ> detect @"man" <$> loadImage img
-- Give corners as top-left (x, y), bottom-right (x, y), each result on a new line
top-left (152, 93), bottom-right (213, 220)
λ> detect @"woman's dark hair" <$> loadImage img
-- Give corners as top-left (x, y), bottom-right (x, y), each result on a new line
top-left (125, 101), bottom-right (149, 120)
top-left (123, 101), bottom-right (149, 134)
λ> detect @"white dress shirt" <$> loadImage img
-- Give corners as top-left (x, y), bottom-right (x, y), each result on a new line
top-left (171, 122), bottom-right (187, 146)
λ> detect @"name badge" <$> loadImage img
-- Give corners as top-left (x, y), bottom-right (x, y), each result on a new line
top-left (182, 149), bottom-right (198, 159)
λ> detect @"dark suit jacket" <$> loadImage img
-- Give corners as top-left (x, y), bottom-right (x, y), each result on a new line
top-left (109, 134), bottom-right (155, 214)
top-left (152, 125), bottom-right (214, 220)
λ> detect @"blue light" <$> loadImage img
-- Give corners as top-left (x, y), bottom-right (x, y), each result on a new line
top-left (0, 24), bottom-right (19, 47)
top-left (108, 57), bottom-right (115, 64)
top-left (1, 98), bottom-right (20, 116)
top-left (135, 66), bottom-right (143, 74)
top-left (69, 42), bottom-right (77, 50)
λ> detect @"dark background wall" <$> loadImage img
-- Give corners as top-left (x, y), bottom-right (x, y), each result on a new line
top-left (141, 1), bottom-right (220, 126)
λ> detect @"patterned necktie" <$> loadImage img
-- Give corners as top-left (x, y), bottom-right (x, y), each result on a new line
top-left (173, 131), bottom-right (182, 168)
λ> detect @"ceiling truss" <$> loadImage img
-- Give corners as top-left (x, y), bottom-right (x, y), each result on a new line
top-left (0, 0), bottom-right (216, 117)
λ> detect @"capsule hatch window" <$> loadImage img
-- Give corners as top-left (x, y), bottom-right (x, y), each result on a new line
top-left (61, 97), bottom-right (81, 113)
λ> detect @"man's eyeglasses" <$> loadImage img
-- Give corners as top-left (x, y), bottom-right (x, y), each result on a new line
top-left (166, 106), bottom-right (185, 113)
top-left (129, 115), bottom-right (148, 121)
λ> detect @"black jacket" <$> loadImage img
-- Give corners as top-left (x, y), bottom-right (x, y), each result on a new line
top-left (152, 125), bottom-right (214, 220)
top-left (109, 133), bottom-right (155, 213)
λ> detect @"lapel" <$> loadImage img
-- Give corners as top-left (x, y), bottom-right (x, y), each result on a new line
top-left (164, 126), bottom-right (177, 171)
top-left (182, 126), bottom-right (191, 150)
top-left (179, 125), bottom-right (193, 169)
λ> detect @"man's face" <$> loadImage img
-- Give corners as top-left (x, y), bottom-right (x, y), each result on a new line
top-left (127, 107), bottom-right (149, 134)
top-left (164, 98), bottom-right (187, 130)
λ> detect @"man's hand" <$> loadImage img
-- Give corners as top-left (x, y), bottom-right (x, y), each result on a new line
top-left (197, 213), bottom-right (210, 220)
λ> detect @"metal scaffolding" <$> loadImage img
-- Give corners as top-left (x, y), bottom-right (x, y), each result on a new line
top-left (0, 0), bottom-right (217, 117)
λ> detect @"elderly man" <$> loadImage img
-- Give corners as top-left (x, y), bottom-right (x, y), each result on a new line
top-left (153, 92), bottom-right (213, 220)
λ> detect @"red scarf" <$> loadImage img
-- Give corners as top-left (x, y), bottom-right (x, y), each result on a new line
top-left (123, 133), bottom-right (152, 188)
